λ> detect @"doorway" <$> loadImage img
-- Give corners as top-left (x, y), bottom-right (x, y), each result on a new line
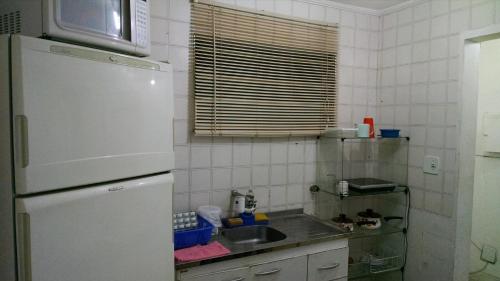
top-left (455, 25), bottom-right (500, 281)
top-left (468, 38), bottom-right (500, 281)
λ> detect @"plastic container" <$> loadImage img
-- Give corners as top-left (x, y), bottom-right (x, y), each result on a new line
top-left (325, 128), bottom-right (358, 138)
top-left (197, 206), bottom-right (223, 228)
top-left (380, 129), bottom-right (400, 138)
top-left (357, 124), bottom-right (370, 138)
top-left (174, 215), bottom-right (214, 250)
top-left (363, 116), bottom-right (375, 138)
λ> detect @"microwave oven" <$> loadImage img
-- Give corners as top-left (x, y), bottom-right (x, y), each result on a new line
top-left (0, 0), bottom-right (150, 56)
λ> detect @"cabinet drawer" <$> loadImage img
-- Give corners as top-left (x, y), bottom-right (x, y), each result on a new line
top-left (251, 255), bottom-right (307, 281)
top-left (307, 247), bottom-right (348, 281)
top-left (182, 267), bottom-right (250, 281)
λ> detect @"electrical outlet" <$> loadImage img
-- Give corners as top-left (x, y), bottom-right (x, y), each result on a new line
top-left (481, 244), bottom-right (497, 264)
top-left (423, 155), bottom-right (440, 175)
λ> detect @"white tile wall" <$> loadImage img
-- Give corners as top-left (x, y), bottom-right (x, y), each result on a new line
top-left (378, 1), bottom-right (500, 280)
top-left (148, 0), bottom-right (380, 215)
top-left (149, 0), bottom-right (500, 279)
top-left (471, 2), bottom-right (495, 29)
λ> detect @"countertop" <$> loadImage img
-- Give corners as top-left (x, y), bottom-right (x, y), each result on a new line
top-left (175, 209), bottom-right (351, 270)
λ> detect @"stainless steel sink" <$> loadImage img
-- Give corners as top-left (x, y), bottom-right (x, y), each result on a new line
top-left (222, 225), bottom-right (287, 245)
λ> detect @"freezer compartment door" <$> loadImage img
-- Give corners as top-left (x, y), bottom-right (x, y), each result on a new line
top-left (15, 173), bottom-right (174, 281)
top-left (11, 35), bottom-right (174, 194)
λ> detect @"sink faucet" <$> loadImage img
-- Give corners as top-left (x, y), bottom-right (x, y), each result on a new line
top-left (230, 190), bottom-right (245, 217)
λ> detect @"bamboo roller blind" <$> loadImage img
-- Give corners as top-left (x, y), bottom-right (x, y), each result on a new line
top-left (191, 1), bottom-right (338, 137)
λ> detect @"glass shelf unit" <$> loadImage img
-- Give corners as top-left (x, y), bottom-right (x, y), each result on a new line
top-left (338, 185), bottom-right (408, 199)
top-left (347, 232), bottom-right (405, 280)
top-left (312, 132), bottom-right (410, 281)
top-left (348, 265), bottom-right (403, 280)
top-left (349, 224), bottom-right (404, 240)
top-left (316, 136), bottom-right (410, 194)
top-left (333, 136), bottom-right (410, 141)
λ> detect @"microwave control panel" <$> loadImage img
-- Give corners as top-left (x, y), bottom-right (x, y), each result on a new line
top-left (135, 0), bottom-right (149, 47)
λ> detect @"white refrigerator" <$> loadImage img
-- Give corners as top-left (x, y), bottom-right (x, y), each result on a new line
top-left (0, 35), bottom-right (175, 281)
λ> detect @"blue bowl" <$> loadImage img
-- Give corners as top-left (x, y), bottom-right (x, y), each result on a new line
top-left (380, 129), bottom-right (400, 138)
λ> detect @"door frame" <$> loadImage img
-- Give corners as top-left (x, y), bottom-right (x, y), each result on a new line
top-left (454, 24), bottom-right (500, 281)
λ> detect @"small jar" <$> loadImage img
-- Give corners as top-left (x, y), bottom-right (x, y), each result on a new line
top-left (337, 180), bottom-right (349, 196)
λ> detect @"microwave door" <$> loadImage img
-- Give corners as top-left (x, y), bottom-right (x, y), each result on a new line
top-left (57, 0), bottom-right (130, 41)
top-left (119, 0), bottom-right (131, 41)
top-left (58, 0), bottom-right (107, 36)
top-left (103, 0), bottom-right (131, 41)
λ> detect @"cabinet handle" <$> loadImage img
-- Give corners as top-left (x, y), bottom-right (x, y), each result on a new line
top-left (225, 278), bottom-right (245, 281)
top-left (318, 263), bottom-right (340, 270)
top-left (255, 268), bottom-right (281, 276)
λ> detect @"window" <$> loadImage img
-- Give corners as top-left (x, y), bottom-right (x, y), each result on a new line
top-left (191, 1), bottom-right (338, 137)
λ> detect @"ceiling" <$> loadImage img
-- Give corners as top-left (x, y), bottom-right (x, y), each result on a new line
top-left (331, 0), bottom-right (411, 10)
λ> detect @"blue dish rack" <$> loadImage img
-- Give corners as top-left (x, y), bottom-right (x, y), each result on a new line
top-left (174, 215), bottom-right (214, 250)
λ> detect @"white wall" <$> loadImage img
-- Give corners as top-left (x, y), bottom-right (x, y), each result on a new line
top-left (470, 38), bottom-right (500, 277)
top-left (148, 0), bottom-right (380, 216)
top-left (378, 1), bottom-right (500, 280)
top-left (147, 0), bottom-right (500, 280)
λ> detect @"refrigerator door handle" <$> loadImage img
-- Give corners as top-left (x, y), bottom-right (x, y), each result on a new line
top-left (17, 213), bottom-right (32, 281)
top-left (15, 115), bottom-right (29, 168)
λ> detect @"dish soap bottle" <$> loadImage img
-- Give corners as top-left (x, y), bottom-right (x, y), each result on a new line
top-left (244, 189), bottom-right (256, 214)
top-left (241, 190), bottom-right (257, 225)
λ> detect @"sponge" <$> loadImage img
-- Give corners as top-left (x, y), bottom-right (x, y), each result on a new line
top-left (225, 217), bottom-right (243, 227)
top-left (255, 213), bottom-right (269, 222)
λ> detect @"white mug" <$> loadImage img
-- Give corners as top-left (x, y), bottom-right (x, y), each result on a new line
top-left (357, 124), bottom-right (370, 138)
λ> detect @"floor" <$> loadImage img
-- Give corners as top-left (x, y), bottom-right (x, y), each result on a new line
top-left (470, 272), bottom-right (500, 281)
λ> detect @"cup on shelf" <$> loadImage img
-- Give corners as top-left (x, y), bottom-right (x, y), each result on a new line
top-left (337, 180), bottom-right (349, 196)
top-left (357, 124), bottom-right (370, 138)
top-left (363, 116), bottom-right (375, 138)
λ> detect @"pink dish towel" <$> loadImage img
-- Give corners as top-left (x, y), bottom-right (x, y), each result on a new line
top-left (175, 242), bottom-right (231, 262)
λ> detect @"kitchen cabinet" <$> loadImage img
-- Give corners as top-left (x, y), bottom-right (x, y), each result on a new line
top-left (251, 256), bottom-right (307, 281)
top-left (182, 267), bottom-right (249, 281)
top-left (307, 248), bottom-right (348, 281)
top-left (176, 240), bottom-right (348, 281)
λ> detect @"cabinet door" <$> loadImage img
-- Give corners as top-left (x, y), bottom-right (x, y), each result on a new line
top-left (182, 267), bottom-right (250, 281)
top-left (307, 247), bottom-right (348, 281)
top-left (250, 256), bottom-right (307, 281)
